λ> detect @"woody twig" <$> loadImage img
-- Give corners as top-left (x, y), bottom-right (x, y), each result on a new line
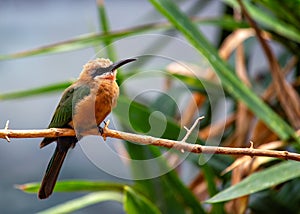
top-left (1, 117), bottom-right (300, 161)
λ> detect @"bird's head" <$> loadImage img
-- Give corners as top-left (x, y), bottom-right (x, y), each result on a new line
top-left (79, 58), bottom-right (136, 81)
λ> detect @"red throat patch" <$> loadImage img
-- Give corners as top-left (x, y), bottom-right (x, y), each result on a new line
top-left (104, 71), bottom-right (116, 80)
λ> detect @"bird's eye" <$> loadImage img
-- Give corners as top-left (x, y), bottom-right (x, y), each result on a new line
top-left (93, 67), bottom-right (110, 77)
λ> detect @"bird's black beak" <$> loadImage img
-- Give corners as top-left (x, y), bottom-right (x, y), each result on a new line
top-left (110, 58), bottom-right (137, 72)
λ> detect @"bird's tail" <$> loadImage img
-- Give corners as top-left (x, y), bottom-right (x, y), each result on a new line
top-left (38, 146), bottom-right (68, 199)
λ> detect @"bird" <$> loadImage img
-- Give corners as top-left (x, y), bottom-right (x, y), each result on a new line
top-left (38, 58), bottom-right (136, 199)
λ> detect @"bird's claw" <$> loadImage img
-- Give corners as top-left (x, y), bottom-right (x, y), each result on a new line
top-left (98, 126), bottom-right (104, 135)
top-left (98, 120), bottom-right (109, 141)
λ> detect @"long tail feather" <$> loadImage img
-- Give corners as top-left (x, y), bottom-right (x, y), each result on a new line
top-left (38, 146), bottom-right (67, 199)
top-left (38, 136), bottom-right (77, 199)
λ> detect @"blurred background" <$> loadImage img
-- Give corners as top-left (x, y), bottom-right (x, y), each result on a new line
top-left (0, 0), bottom-right (222, 213)
top-left (2, 0), bottom-right (298, 213)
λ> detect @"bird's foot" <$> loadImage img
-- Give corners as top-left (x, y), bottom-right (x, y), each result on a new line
top-left (98, 120), bottom-right (109, 141)
top-left (98, 126), bottom-right (104, 135)
top-left (98, 120), bottom-right (110, 141)
top-left (98, 120), bottom-right (108, 135)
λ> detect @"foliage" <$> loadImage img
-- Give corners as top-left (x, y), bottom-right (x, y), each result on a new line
top-left (2, 0), bottom-right (300, 213)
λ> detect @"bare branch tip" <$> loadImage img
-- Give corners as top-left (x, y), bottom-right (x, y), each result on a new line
top-left (5, 120), bottom-right (10, 130)
top-left (181, 116), bottom-right (204, 143)
top-left (4, 120), bottom-right (11, 142)
top-left (198, 116), bottom-right (205, 121)
top-left (5, 136), bottom-right (10, 142)
top-left (248, 141), bottom-right (255, 158)
top-left (249, 141), bottom-right (254, 149)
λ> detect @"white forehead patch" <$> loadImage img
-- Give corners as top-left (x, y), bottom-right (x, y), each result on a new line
top-left (83, 58), bottom-right (113, 71)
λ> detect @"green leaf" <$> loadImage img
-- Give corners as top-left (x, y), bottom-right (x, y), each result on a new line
top-left (206, 161), bottom-right (300, 203)
top-left (171, 73), bottom-right (226, 97)
top-left (224, 0), bottom-right (300, 43)
top-left (150, 92), bottom-right (178, 118)
top-left (0, 81), bottom-right (72, 100)
top-left (0, 17), bottom-right (246, 60)
top-left (115, 95), bottom-right (186, 140)
top-left (97, 0), bottom-right (117, 61)
top-left (162, 170), bottom-right (206, 214)
top-left (16, 180), bottom-right (125, 193)
top-left (201, 158), bottom-right (225, 213)
top-left (123, 186), bottom-right (162, 214)
top-left (249, 178), bottom-right (300, 213)
top-left (248, 190), bottom-right (293, 214)
top-left (114, 95), bottom-right (205, 214)
top-left (148, 0), bottom-right (300, 143)
top-left (37, 192), bottom-right (123, 214)
top-left (256, 0), bottom-right (300, 28)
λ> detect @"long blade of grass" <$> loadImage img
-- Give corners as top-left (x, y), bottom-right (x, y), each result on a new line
top-left (16, 180), bottom-right (125, 193)
top-left (148, 0), bottom-right (300, 143)
top-left (37, 192), bottom-right (123, 214)
top-left (124, 186), bottom-right (162, 214)
top-left (97, 0), bottom-right (116, 61)
top-left (206, 161), bottom-right (300, 203)
top-left (201, 158), bottom-right (225, 213)
top-left (224, 0), bottom-right (300, 43)
top-left (0, 17), bottom-right (247, 60)
top-left (0, 81), bottom-right (73, 100)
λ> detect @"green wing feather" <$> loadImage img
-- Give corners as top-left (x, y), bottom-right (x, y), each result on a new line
top-left (48, 85), bottom-right (90, 128)
top-left (40, 85), bottom-right (91, 148)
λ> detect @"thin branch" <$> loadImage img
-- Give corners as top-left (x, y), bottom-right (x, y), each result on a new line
top-left (0, 127), bottom-right (76, 139)
top-left (4, 120), bottom-right (10, 142)
top-left (1, 119), bottom-right (300, 161)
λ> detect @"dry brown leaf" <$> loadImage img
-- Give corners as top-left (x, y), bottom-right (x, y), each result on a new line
top-left (235, 103), bottom-right (254, 147)
top-left (270, 66), bottom-right (300, 128)
top-left (262, 56), bottom-right (298, 101)
top-left (231, 167), bottom-right (249, 214)
top-left (189, 172), bottom-right (223, 202)
top-left (224, 140), bottom-right (285, 213)
top-left (166, 61), bottom-right (218, 126)
top-left (166, 61), bottom-right (211, 78)
top-left (219, 28), bottom-right (271, 61)
top-left (233, 29), bottom-right (256, 148)
top-left (235, 39), bottom-right (251, 87)
top-left (199, 114), bottom-right (236, 140)
top-left (189, 173), bottom-right (209, 201)
top-left (181, 93), bottom-right (206, 126)
top-left (238, 0), bottom-right (300, 128)
top-left (251, 120), bottom-right (278, 145)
